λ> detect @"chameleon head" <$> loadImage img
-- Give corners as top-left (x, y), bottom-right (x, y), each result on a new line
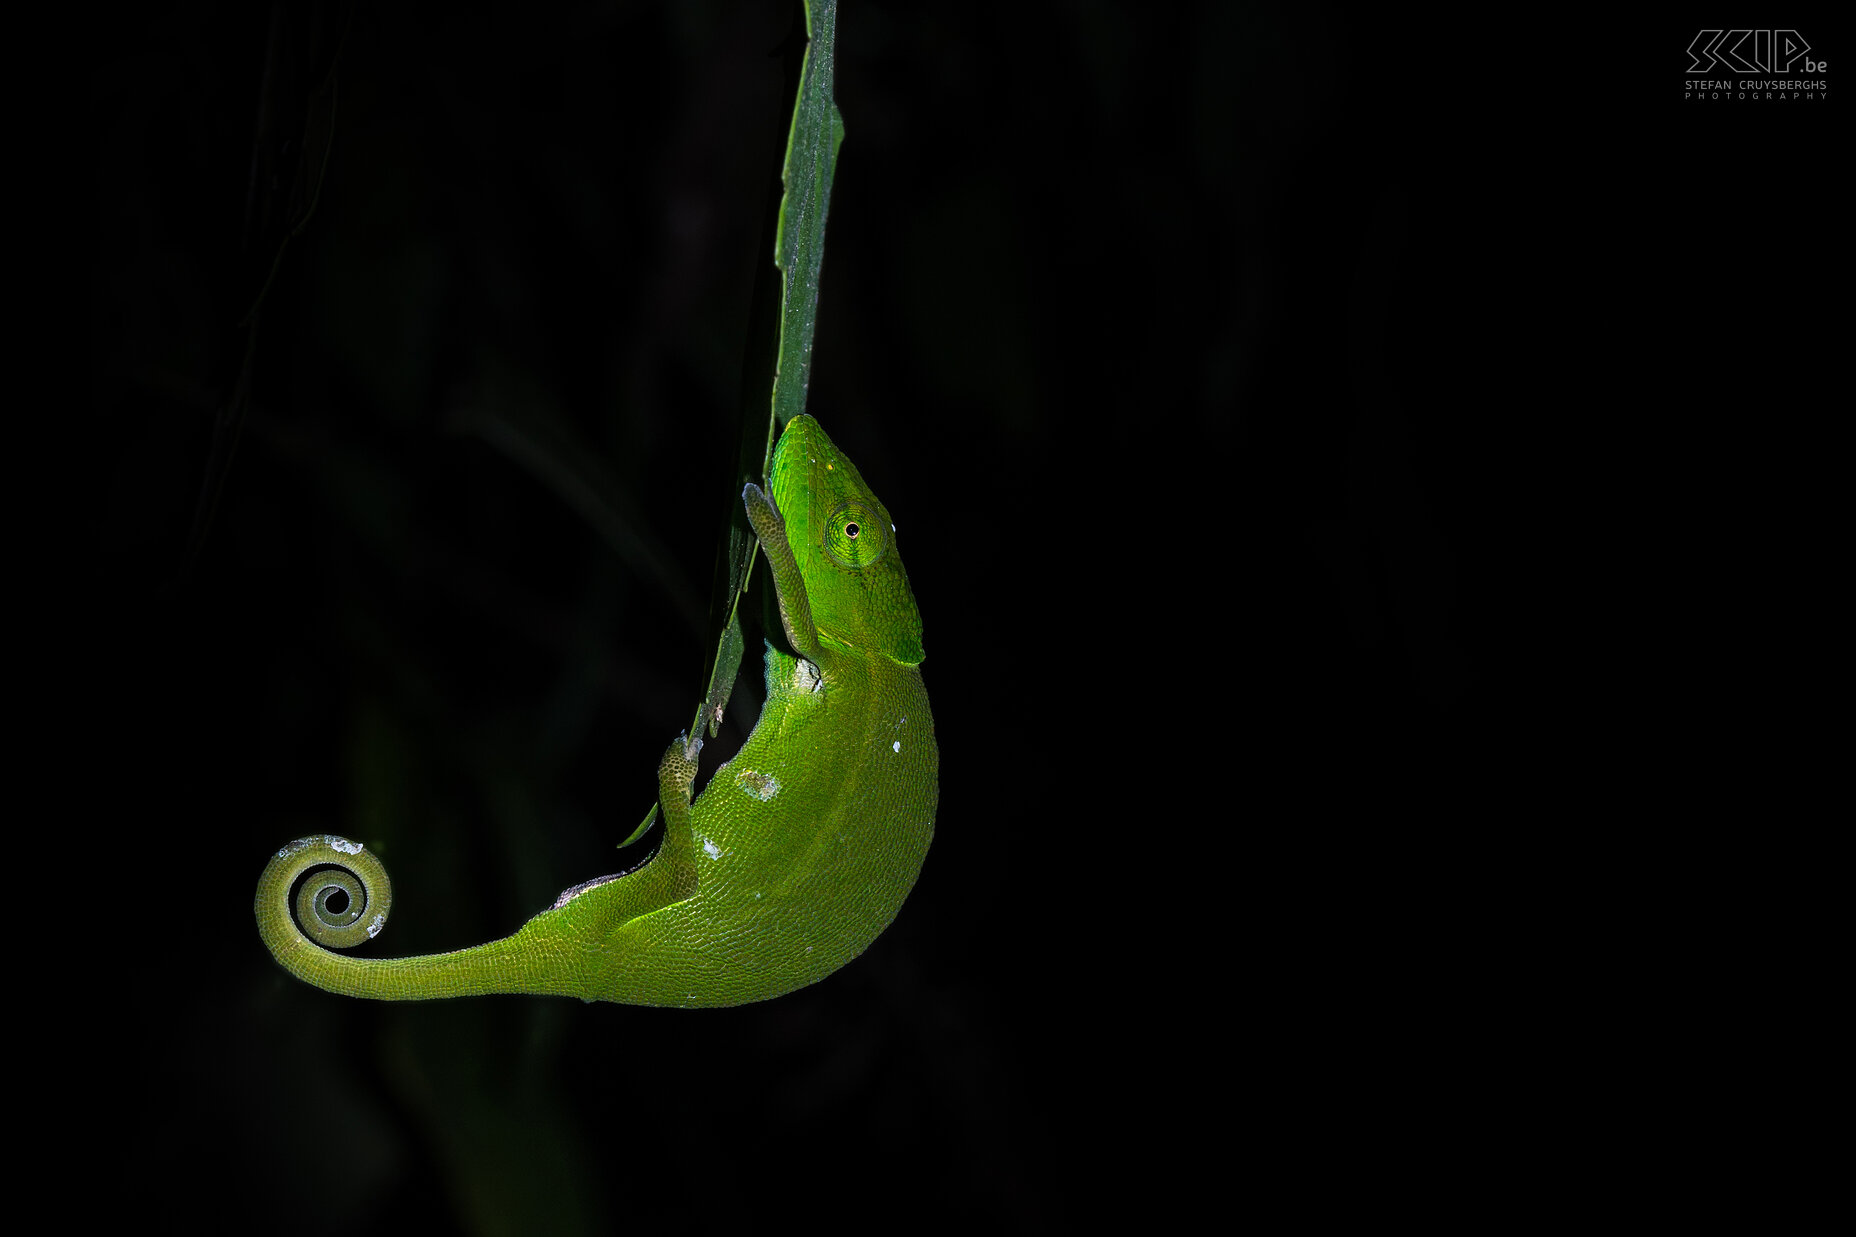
top-left (770, 415), bottom-right (925, 665)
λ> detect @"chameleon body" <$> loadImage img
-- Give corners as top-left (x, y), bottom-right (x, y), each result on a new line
top-left (255, 415), bottom-right (935, 1006)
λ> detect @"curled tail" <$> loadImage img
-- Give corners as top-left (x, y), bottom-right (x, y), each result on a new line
top-left (254, 740), bottom-right (705, 1002)
top-left (255, 835), bottom-right (647, 1001)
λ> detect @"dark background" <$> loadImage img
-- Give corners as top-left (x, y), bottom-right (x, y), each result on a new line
top-left (90, 2), bottom-right (1834, 1231)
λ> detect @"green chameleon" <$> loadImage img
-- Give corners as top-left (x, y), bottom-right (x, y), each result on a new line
top-left (255, 415), bottom-right (936, 1006)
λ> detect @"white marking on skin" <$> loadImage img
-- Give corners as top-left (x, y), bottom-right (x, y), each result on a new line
top-left (702, 837), bottom-right (723, 860)
top-left (327, 836), bottom-right (363, 856)
top-left (367, 914), bottom-right (386, 938)
top-left (793, 659), bottom-right (823, 694)
top-left (552, 872), bottom-right (624, 908)
top-left (277, 838), bottom-right (313, 859)
top-left (893, 741), bottom-right (902, 753)
top-left (736, 769), bottom-right (781, 801)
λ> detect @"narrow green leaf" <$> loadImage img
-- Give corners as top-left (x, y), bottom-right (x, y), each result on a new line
top-left (701, 611), bottom-right (747, 739)
top-left (765, 0), bottom-right (844, 473)
top-left (682, 0), bottom-right (843, 744)
top-left (631, 0), bottom-right (844, 848)
top-left (617, 803), bottom-right (658, 850)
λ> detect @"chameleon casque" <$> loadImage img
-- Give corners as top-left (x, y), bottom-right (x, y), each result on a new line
top-left (255, 415), bottom-right (936, 1006)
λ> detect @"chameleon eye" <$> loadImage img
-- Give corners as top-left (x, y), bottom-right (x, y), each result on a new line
top-left (823, 499), bottom-right (889, 569)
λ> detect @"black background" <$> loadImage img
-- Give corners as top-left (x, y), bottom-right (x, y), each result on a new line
top-left (90, 3), bottom-right (1834, 1230)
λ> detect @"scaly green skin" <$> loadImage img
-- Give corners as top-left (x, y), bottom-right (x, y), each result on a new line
top-left (255, 416), bottom-right (935, 1006)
